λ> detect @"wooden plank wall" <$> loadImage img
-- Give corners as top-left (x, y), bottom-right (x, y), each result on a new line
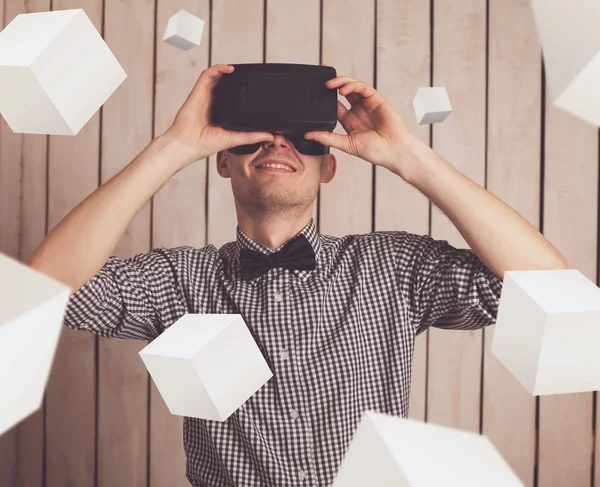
top-left (427, 0), bottom-right (487, 433)
top-left (538, 56), bottom-right (598, 487)
top-left (0, 3), bottom-right (50, 487)
top-left (375, 0), bottom-right (431, 422)
top-left (97, 1), bottom-right (155, 485)
top-left (0, 1), bottom-right (598, 486)
top-left (150, 1), bottom-right (210, 485)
top-left (45, 2), bottom-right (101, 486)
top-left (482, 1), bottom-right (539, 484)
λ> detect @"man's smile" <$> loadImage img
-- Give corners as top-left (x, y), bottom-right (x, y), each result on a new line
top-left (253, 159), bottom-right (298, 172)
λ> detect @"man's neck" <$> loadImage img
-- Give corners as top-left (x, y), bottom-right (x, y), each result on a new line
top-left (237, 210), bottom-right (313, 251)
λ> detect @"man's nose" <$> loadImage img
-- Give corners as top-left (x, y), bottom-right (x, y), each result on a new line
top-left (264, 134), bottom-right (292, 149)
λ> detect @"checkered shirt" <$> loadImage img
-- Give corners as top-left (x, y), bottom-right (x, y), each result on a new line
top-left (63, 218), bottom-right (504, 486)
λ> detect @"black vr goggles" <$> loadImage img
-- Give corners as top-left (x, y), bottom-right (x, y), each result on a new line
top-left (211, 63), bottom-right (338, 156)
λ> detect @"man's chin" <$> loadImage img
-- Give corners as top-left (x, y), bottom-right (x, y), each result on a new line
top-left (245, 190), bottom-right (303, 209)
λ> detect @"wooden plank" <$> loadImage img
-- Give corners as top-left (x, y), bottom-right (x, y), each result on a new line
top-left (375, 0), bottom-right (431, 421)
top-left (427, 0), bottom-right (487, 432)
top-left (149, 1), bottom-right (210, 485)
top-left (0, 1), bottom-right (17, 483)
top-left (266, 0), bottom-right (319, 64)
top-left (538, 81), bottom-right (597, 487)
top-left (0, 430), bottom-right (15, 487)
top-left (207, 0), bottom-right (264, 249)
top-left (481, 1), bottom-right (540, 484)
top-left (597, 397), bottom-right (600, 487)
top-left (44, 1), bottom-right (102, 486)
top-left (320, 0), bottom-right (373, 237)
top-left (98, 0), bottom-right (155, 485)
top-left (597, 396), bottom-right (600, 487)
top-left (0, 2), bottom-right (19, 260)
top-left (0, 2), bottom-right (50, 486)
top-left (266, 0), bottom-right (320, 224)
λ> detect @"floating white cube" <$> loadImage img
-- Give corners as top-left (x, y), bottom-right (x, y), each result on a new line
top-left (139, 313), bottom-right (273, 421)
top-left (412, 87), bottom-right (452, 125)
top-left (492, 269), bottom-right (600, 396)
top-left (0, 8), bottom-right (126, 135)
top-left (0, 253), bottom-right (71, 437)
top-left (162, 9), bottom-right (205, 51)
top-left (531, 0), bottom-right (600, 126)
top-left (333, 412), bottom-right (523, 487)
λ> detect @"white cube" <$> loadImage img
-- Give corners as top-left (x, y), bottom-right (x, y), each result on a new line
top-left (412, 87), bottom-right (452, 125)
top-left (139, 313), bottom-right (273, 421)
top-left (0, 8), bottom-right (126, 135)
top-left (531, 0), bottom-right (600, 126)
top-left (333, 412), bottom-right (523, 487)
top-left (162, 9), bottom-right (205, 51)
top-left (0, 253), bottom-right (71, 437)
top-left (492, 269), bottom-right (600, 396)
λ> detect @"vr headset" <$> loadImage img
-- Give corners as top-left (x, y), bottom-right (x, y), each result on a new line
top-left (211, 63), bottom-right (338, 156)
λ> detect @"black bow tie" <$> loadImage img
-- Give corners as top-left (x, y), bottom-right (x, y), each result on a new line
top-left (239, 234), bottom-right (316, 280)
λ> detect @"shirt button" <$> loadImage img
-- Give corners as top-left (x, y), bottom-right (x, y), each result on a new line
top-left (273, 292), bottom-right (283, 302)
top-left (290, 409), bottom-right (299, 419)
top-left (280, 349), bottom-right (289, 360)
top-left (298, 470), bottom-right (308, 481)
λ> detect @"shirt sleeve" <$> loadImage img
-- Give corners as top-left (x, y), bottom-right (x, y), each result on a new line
top-left (63, 246), bottom-right (190, 340)
top-left (395, 232), bottom-right (504, 336)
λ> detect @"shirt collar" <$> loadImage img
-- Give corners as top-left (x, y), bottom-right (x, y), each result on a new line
top-left (234, 219), bottom-right (321, 283)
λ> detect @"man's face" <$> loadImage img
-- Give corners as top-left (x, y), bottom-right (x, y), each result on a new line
top-left (216, 134), bottom-right (336, 214)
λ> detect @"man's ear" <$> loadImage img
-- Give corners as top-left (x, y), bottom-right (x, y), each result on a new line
top-left (216, 150), bottom-right (231, 178)
top-left (320, 152), bottom-right (336, 183)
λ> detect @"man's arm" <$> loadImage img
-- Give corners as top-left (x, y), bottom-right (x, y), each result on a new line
top-left (394, 138), bottom-right (568, 278)
top-left (303, 76), bottom-right (567, 277)
top-left (27, 134), bottom-right (191, 292)
top-left (26, 64), bottom-right (275, 294)
top-left (394, 231), bottom-right (504, 334)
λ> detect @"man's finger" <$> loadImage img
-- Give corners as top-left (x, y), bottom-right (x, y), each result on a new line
top-left (225, 131), bottom-right (275, 150)
top-left (341, 83), bottom-right (386, 112)
top-left (326, 76), bottom-right (358, 88)
top-left (340, 82), bottom-right (375, 97)
top-left (189, 64), bottom-right (234, 100)
top-left (304, 131), bottom-right (351, 153)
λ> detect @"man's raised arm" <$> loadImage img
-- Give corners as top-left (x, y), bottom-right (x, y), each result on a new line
top-left (26, 64), bottom-right (275, 293)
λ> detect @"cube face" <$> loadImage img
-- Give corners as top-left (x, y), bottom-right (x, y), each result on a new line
top-left (0, 66), bottom-right (72, 135)
top-left (0, 9), bottom-right (79, 66)
top-left (140, 353), bottom-right (219, 419)
top-left (0, 253), bottom-right (70, 437)
top-left (141, 313), bottom-right (230, 358)
top-left (535, 311), bottom-right (600, 395)
top-left (195, 316), bottom-right (274, 421)
top-left (139, 314), bottom-right (273, 421)
top-left (333, 414), bottom-right (408, 487)
top-left (0, 8), bottom-right (126, 135)
top-left (491, 274), bottom-right (546, 393)
top-left (553, 53), bottom-right (600, 127)
top-left (333, 412), bottom-right (523, 487)
top-left (163, 34), bottom-right (200, 51)
top-left (531, 0), bottom-right (600, 126)
top-left (163, 10), bottom-right (205, 51)
top-left (515, 269), bottom-right (600, 315)
top-left (418, 109), bottom-right (451, 125)
top-left (492, 269), bottom-right (600, 395)
top-left (413, 87), bottom-right (452, 125)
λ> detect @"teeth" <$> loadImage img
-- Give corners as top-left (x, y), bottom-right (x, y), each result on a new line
top-left (258, 163), bottom-right (293, 171)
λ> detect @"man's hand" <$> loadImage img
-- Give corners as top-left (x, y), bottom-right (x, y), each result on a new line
top-left (304, 76), bottom-right (415, 177)
top-left (163, 64), bottom-right (275, 168)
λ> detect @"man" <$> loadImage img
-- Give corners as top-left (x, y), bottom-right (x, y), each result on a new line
top-left (28, 64), bottom-right (567, 486)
